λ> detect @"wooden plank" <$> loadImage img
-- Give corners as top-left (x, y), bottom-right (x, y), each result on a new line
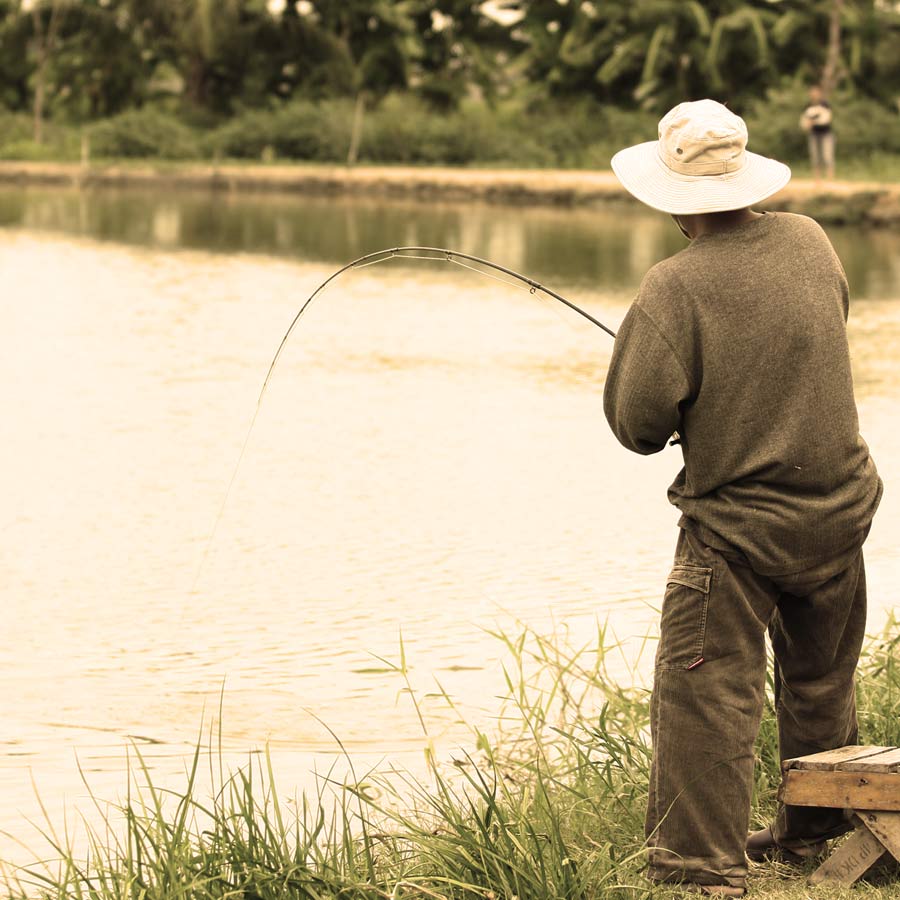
top-left (808, 827), bottom-right (887, 886)
top-left (837, 748), bottom-right (900, 773)
top-left (780, 769), bottom-right (900, 811)
top-left (784, 746), bottom-right (895, 772)
top-left (858, 811), bottom-right (900, 861)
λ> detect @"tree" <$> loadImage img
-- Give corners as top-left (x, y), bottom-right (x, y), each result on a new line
top-left (0, 1), bottom-right (32, 112)
top-left (822, 0), bottom-right (845, 94)
top-left (300, 1), bottom-right (425, 163)
top-left (704, 2), bottom-right (772, 101)
top-left (127, 0), bottom-right (275, 114)
top-left (26, 0), bottom-right (68, 142)
top-left (3, 0), bottom-right (900, 155)
top-left (236, 3), bottom-right (353, 106)
top-left (42, 1), bottom-right (149, 119)
top-left (768, 0), bottom-right (894, 98)
top-left (506, 1), bottom-right (779, 112)
top-left (412, 0), bottom-right (518, 109)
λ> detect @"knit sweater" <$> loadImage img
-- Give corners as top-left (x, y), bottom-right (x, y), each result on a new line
top-left (603, 212), bottom-right (882, 577)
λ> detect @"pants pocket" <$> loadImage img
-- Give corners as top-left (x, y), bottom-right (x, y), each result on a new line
top-left (656, 563), bottom-right (712, 670)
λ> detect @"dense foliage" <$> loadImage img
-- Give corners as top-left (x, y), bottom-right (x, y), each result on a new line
top-left (2, 1), bottom-right (900, 164)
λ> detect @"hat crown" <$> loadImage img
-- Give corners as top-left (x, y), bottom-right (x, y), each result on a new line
top-left (609, 96), bottom-right (791, 214)
top-left (658, 99), bottom-right (748, 175)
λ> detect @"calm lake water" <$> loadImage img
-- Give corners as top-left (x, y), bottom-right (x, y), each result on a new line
top-left (1, 186), bottom-right (899, 863)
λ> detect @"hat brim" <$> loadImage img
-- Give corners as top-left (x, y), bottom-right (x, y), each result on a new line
top-left (611, 141), bottom-right (791, 215)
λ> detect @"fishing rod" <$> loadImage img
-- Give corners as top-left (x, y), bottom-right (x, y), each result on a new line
top-left (258, 246), bottom-right (616, 407)
top-left (190, 246), bottom-right (617, 594)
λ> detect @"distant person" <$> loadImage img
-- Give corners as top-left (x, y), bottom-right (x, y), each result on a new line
top-left (801, 85), bottom-right (835, 182)
top-left (607, 99), bottom-right (881, 896)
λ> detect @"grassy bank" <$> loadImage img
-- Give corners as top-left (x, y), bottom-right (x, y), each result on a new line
top-left (3, 619), bottom-right (899, 900)
top-left (5, 91), bottom-right (900, 226)
top-left (4, 158), bottom-right (900, 229)
top-left (5, 88), bottom-right (900, 172)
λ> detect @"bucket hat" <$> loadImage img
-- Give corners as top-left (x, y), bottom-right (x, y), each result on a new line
top-left (611, 99), bottom-right (791, 215)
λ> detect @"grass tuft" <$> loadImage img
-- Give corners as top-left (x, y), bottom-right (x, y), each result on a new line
top-left (3, 616), bottom-right (899, 899)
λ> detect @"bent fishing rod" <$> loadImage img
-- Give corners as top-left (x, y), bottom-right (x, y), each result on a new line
top-left (258, 246), bottom-right (616, 406)
top-left (191, 246), bottom-right (618, 594)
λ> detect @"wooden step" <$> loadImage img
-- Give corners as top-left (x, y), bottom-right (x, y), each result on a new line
top-left (775, 745), bottom-right (900, 886)
top-left (783, 746), bottom-right (897, 772)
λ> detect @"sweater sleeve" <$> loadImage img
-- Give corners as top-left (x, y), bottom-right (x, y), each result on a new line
top-left (603, 302), bottom-right (693, 455)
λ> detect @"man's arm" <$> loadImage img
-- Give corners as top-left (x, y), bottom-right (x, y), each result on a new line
top-left (603, 303), bottom-right (692, 455)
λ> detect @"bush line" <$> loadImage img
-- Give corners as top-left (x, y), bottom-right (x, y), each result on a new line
top-left (3, 84), bottom-right (900, 173)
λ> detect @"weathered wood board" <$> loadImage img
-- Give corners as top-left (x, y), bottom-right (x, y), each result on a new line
top-left (836, 748), bottom-right (900, 773)
top-left (779, 746), bottom-right (900, 886)
top-left (780, 769), bottom-right (900, 810)
top-left (784, 746), bottom-right (894, 772)
top-left (808, 827), bottom-right (887, 886)
top-left (859, 811), bottom-right (900, 861)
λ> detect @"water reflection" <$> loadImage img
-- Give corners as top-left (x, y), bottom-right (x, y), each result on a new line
top-left (1, 186), bottom-right (898, 300)
top-left (0, 187), bottom-right (689, 291)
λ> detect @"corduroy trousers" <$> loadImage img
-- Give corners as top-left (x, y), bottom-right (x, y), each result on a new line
top-left (646, 527), bottom-right (867, 890)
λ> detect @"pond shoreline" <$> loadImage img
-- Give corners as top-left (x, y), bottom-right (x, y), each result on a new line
top-left (1, 160), bottom-right (900, 227)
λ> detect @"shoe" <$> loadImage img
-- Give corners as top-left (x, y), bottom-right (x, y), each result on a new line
top-left (746, 826), bottom-right (826, 864)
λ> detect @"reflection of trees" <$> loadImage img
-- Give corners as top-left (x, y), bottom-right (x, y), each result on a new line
top-left (517, 207), bottom-right (679, 290)
top-left (3, 190), bottom-right (900, 304)
top-left (151, 204), bottom-right (180, 247)
top-left (831, 227), bottom-right (900, 300)
top-left (0, 190), bottom-right (26, 226)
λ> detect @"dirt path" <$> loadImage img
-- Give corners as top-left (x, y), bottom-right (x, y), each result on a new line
top-left (1, 161), bottom-right (898, 226)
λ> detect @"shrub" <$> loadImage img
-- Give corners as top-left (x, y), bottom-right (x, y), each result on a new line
top-left (6, 89), bottom-right (900, 170)
top-left (359, 94), bottom-right (451, 163)
top-left (742, 80), bottom-right (809, 161)
top-left (0, 139), bottom-right (62, 161)
top-left (826, 91), bottom-right (900, 158)
top-left (572, 106), bottom-right (657, 169)
top-left (207, 99), bottom-right (354, 162)
top-left (359, 95), bottom-right (555, 167)
top-left (0, 110), bottom-right (34, 146)
top-left (89, 108), bottom-right (199, 160)
top-left (205, 108), bottom-right (280, 159)
top-left (0, 111), bottom-right (81, 161)
top-left (206, 94), bottom-right (555, 167)
top-left (745, 80), bottom-right (900, 164)
top-left (271, 99), bottom-right (353, 160)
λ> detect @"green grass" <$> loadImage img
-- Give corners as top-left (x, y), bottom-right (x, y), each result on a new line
top-left (4, 96), bottom-right (900, 182)
top-left (2, 617), bottom-right (899, 899)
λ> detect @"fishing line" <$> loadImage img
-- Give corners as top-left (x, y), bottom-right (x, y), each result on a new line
top-left (400, 251), bottom-right (578, 329)
top-left (444, 256), bottom-right (579, 330)
top-left (189, 247), bottom-right (618, 596)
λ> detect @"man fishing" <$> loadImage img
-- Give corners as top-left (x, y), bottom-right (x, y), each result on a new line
top-left (605, 99), bottom-right (882, 896)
